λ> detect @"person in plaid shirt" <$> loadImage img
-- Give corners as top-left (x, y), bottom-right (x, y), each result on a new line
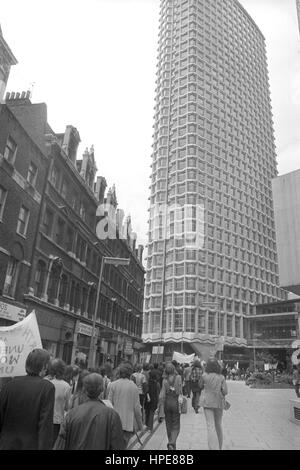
top-left (190, 360), bottom-right (203, 413)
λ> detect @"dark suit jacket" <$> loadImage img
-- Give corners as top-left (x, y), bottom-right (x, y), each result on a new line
top-left (0, 375), bottom-right (55, 450)
top-left (55, 399), bottom-right (125, 450)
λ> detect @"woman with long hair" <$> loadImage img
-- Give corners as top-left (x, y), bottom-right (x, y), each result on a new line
top-left (199, 359), bottom-right (228, 450)
top-left (69, 369), bottom-right (90, 409)
top-left (45, 358), bottom-right (71, 446)
top-left (145, 369), bottom-right (160, 431)
top-left (159, 362), bottom-right (182, 450)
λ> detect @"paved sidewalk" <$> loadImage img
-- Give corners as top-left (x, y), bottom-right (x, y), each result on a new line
top-left (143, 381), bottom-right (300, 450)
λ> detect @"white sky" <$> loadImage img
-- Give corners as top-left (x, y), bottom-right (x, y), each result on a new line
top-left (1, 0), bottom-right (300, 250)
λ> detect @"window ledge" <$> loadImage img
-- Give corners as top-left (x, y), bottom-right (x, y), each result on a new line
top-left (0, 156), bottom-right (14, 175)
top-left (16, 232), bottom-right (27, 240)
top-left (1, 294), bottom-right (15, 301)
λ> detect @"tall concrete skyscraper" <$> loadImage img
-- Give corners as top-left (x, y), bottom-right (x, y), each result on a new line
top-left (143, 0), bottom-right (287, 360)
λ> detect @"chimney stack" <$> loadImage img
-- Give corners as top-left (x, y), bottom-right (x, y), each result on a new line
top-left (5, 90), bottom-right (32, 104)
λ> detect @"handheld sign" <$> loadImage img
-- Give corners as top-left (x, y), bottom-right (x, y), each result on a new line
top-left (0, 311), bottom-right (42, 378)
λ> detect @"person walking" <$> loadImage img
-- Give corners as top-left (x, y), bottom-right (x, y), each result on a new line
top-left (199, 359), bottom-right (228, 450)
top-left (292, 364), bottom-right (300, 398)
top-left (152, 363), bottom-right (162, 384)
top-left (45, 358), bottom-right (72, 446)
top-left (54, 373), bottom-right (125, 450)
top-left (190, 360), bottom-right (203, 413)
top-left (159, 362), bottom-right (182, 450)
top-left (183, 364), bottom-right (192, 398)
top-left (99, 366), bottom-right (111, 400)
top-left (108, 363), bottom-right (143, 447)
top-left (103, 358), bottom-right (113, 380)
top-left (221, 364), bottom-right (227, 379)
top-left (0, 349), bottom-right (55, 450)
top-left (131, 364), bottom-right (147, 421)
top-left (145, 370), bottom-right (160, 432)
top-left (69, 369), bottom-right (90, 409)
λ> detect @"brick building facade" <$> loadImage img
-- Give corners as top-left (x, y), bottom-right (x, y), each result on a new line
top-left (0, 96), bottom-right (49, 325)
top-left (0, 93), bottom-right (145, 367)
top-left (0, 26), bottom-right (145, 366)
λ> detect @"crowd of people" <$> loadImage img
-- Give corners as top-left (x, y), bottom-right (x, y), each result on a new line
top-left (0, 349), bottom-right (230, 450)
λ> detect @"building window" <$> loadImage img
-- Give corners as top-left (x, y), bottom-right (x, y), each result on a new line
top-left (0, 185), bottom-right (7, 221)
top-left (227, 315), bottom-right (232, 337)
top-left (47, 265), bottom-right (61, 304)
top-left (235, 316), bottom-right (240, 337)
top-left (4, 136), bottom-right (17, 164)
top-left (198, 311), bottom-right (206, 333)
top-left (66, 227), bottom-right (74, 252)
top-left (61, 178), bottom-right (69, 199)
top-left (50, 165), bottom-right (60, 189)
top-left (151, 312), bottom-right (161, 333)
top-left (35, 260), bottom-right (47, 298)
top-left (27, 162), bottom-right (38, 186)
top-left (55, 218), bottom-right (65, 246)
top-left (76, 236), bottom-right (86, 261)
top-left (174, 311), bottom-right (183, 332)
top-left (208, 313), bottom-right (215, 335)
top-left (185, 309), bottom-right (195, 332)
top-left (3, 257), bottom-right (19, 297)
top-left (43, 208), bottom-right (54, 237)
top-left (80, 202), bottom-right (86, 221)
top-left (59, 274), bottom-right (68, 307)
top-left (17, 206), bottom-right (30, 237)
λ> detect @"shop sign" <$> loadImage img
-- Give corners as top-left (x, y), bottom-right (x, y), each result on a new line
top-left (124, 340), bottom-right (133, 354)
top-left (0, 301), bottom-right (26, 323)
top-left (152, 345), bottom-right (164, 355)
top-left (77, 322), bottom-right (99, 337)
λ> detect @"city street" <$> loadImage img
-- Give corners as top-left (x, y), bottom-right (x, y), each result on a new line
top-left (144, 381), bottom-right (300, 450)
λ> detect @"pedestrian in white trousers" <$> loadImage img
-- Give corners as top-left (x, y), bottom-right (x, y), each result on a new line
top-left (199, 360), bottom-right (228, 450)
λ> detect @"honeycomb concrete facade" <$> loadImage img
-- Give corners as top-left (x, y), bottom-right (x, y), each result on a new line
top-left (143, 0), bottom-right (287, 359)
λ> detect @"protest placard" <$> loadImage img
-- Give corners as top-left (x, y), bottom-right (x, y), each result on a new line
top-left (172, 351), bottom-right (195, 364)
top-left (0, 311), bottom-right (42, 378)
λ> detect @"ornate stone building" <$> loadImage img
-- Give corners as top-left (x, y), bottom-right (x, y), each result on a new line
top-left (0, 25), bottom-right (17, 102)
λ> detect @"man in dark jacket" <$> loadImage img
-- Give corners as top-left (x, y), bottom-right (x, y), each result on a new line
top-left (0, 348), bottom-right (55, 450)
top-left (55, 373), bottom-right (125, 450)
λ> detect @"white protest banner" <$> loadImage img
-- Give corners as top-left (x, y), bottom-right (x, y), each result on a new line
top-left (172, 351), bottom-right (195, 364)
top-left (0, 311), bottom-right (42, 378)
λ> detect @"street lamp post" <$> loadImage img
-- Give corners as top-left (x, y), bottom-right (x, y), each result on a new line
top-left (88, 256), bottom-right (130, 369)
top-left (253, 332), bottom-right (262, 372)
top-left (181, 309), bottom-right (184, 354)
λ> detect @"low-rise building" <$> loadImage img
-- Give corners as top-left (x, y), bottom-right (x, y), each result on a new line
top-left (246, 298), bottom-right (300, 369)
top-left (272, 169), bottom-right (300, 295)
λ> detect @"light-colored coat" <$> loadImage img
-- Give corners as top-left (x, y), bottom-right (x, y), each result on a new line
top-left (199, 372), bottom-right (228, 409)
top-left (108, 378), bottom-right (143, 432)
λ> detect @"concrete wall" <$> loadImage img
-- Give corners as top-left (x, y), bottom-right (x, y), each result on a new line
top-left (272, 170), bottom-right (300, 294)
